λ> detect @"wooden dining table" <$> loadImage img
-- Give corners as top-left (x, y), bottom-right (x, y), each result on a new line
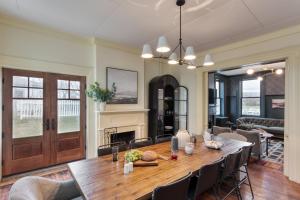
top-left (68, 137), bottom-right (251, 200)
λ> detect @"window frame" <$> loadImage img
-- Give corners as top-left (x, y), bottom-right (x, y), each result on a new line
top-left (241, 79), bottom-right (261, 117)
top-left (215, 80), bottom-right (224, 116)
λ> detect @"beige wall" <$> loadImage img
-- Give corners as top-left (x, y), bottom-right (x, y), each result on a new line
top-left (195, 24), bottom-right (300, 183)
top-left (0, 16), bottom-right (96, 180)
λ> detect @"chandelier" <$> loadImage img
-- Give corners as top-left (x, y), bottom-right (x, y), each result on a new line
top-left (141, 0), bottom-right (214, 69)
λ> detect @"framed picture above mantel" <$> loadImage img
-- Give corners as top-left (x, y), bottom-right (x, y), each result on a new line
top-left (106, 67), bottom-right (138, 104)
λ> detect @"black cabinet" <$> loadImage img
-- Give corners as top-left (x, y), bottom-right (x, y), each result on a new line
top-left (148, 75), bottom-right (188, 141)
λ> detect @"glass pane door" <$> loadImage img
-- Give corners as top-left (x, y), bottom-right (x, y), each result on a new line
top-left (57, 80), bottom-right (81, 133)
top-left (174, 86), bottom-right (188, 132)
top-left (51, 75), bottom-right (86, 164)
top-left (2, 69), bottom-right (50, 176)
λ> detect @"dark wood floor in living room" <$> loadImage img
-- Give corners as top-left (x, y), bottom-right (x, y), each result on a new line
top-left (0, 161), bottom-right (299, 200)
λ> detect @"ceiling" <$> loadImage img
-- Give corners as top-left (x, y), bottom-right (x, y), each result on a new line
top-left (217, 61), bottom-right (286, 76)
top-left (1, 0), bottom-right (300, 51)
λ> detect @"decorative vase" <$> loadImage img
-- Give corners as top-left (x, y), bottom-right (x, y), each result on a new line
top-left (98, 102), bottom-right (106, 112)
top-left (176, 129), bottom-right (191, 149)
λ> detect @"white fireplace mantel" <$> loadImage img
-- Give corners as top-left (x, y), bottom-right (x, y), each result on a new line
top-left (96, 108), bottom-right (149, 146)
top-left (97, 109), bottom-right (149, 115)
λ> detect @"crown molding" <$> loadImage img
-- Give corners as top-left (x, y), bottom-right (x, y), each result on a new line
top-left (94, 38), bottom-right (140, 55)
top-left (0, 14), bottom-right (94, 45)
top-left (197, 24), bottom-right (300, 57)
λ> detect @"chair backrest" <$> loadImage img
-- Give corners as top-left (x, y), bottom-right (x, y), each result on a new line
top-left (9, 176), bottom-right (80, 200)
top-left (152, 172), bottom-right (192, 200)
top-left (218, 132), bottom-right (247, 142)
top-left (222, 149), bottom-right (243, 179)
top-left (193, 157), bottom-right (224, 198)
top-left (155, 134), bottom-right (173, 144)
top-left (236, 129), bottom-right (261, 155)
top-left (129, 137), bottom-right (153, 149)
top-left (212, 126), bottom-right (232, 135)
top-left (239, 143), bottom-right (254, 167)
top-left (98, 141), bottom-right (127, 157)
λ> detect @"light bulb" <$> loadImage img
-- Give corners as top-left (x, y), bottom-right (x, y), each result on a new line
top-left (257, 76), bottom-right (263, 81)
top-left (247, 69), bottom-right (255, 75)
top-left (275, 69), bottom-right (283, 75)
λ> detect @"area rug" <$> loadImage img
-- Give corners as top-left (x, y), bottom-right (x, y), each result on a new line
top-left (261, 139), bottom-right (284, 164)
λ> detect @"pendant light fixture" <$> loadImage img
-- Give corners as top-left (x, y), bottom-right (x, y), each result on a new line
top-left (141, 0), bottom-right (214, 69)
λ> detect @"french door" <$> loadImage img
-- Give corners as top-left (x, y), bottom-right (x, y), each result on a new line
top-left (2, 68), bottom-right (86, 176)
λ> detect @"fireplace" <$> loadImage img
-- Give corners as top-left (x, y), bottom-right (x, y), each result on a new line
top-left (111, 131), bottom-right (135, 144)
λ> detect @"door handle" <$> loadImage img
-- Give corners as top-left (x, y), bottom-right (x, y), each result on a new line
top-left (51, 119), bottom-right (56, 130)
top-left (44, 119), bottom-right (50, 131)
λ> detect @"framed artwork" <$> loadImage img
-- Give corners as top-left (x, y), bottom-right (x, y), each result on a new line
top-left (272, 99), bottom-right (285, 109)
top-left (106, 67), bottom-right (138, 104)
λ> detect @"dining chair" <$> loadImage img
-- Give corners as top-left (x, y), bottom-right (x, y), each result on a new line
top-left (212, 126), bottom-right (232, 135)
top-left (155, 134), bottom-right (173, 144)
top-left (152, 172), bottom-right (192, 200)
top-left (98, 141), bottom-right (127, 157)
top-left (129, 137), bottom-right (153, 149)
top-left (8, 176), bottom-right (82, 200)
top-left (238, 143), bottom-right (255, 199)
top-left (220, 149), bottom-right (243, 200)
top-left (218, 132), bottom-right (247, 142)
top-left (188, 157), bottom-right (225, 200)
top-left (237, 129), bottom-right (266, 159)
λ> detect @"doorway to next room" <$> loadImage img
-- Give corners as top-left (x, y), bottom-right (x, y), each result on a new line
top-left (208, 60), bottom-right (285, 169)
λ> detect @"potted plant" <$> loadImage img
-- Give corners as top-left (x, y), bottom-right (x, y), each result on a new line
top-left (86, 82), bottom-right (116, 111)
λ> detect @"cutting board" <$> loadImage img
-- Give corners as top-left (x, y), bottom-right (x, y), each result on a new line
top-left (133, 160), bottom-right (159, 167)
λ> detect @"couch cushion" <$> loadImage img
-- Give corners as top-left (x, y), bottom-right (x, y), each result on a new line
top-left (253, 125), bottom-right (268, 129)
top-left (264, 127), bottom-right (284, 135)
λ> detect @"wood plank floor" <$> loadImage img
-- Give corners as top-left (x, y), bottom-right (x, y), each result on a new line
top-left (1, 160), bottom-right (299, 200)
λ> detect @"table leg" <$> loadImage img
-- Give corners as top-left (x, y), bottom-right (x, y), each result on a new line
top-left (266, 137), bottom-right (270, 156)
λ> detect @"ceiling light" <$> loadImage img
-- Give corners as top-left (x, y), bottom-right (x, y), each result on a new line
top-left (168, 53), bottom-right (179, 64)
top-left (140, 0), bottom-right (214, 69)
top-left (156, 36), bottom-right (170, 53)
top-left (141, 44), bottom-right (153, 58)
top-left (257, 76), bottom-right (263, 81)
top-left (203, 54), bottom-right (214, 66)
top-left (275, 69), bottom-right (283, 75)
top-left (247, 69), bottom-right (255, 75)
top-left (184, 46), bottom-right (196, 60)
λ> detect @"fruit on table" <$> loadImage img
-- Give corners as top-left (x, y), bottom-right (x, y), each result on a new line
top-left (125, 150), bottom-right (143, 162)
top-left (142, 151), bottom-right (158, 161)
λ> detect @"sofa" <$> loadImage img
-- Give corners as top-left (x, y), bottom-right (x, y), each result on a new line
top-left (236, 117), bottom-right (284, 139)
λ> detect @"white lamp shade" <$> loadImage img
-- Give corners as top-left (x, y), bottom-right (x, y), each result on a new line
top-left (184, 46), bottom-right (196, 60)
top-left (168, 53), bottom-right (179, 64)
top-left (141, 44), bottom-right (153, 58)
top-left (156, 36), bottom-right (170, 53)
top-left (203, 54), bottom-right (214, 66)
top-left (187, 60), bottom-right (196, 69)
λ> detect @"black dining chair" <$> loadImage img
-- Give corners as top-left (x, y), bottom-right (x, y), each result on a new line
top-left (152, 172), bottom-right (193, 200)
top-left (188, 157), bottom-right (224, 200)
top-left (97, 141), bottom-right (127, 157)
top-left (238, 143), bottom-right (255, 199)
top-left (220, 149), bottom-right (243, 200)
top-left (129, 137), bottom-right (153, 149)
top-left (155, 134), bottom-right (173, 144)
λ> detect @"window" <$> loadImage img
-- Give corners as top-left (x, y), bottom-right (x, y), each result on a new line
top-left (241, 79), bottom-right (260, 116)
top-left (215, 80), bottom-right (224, 116)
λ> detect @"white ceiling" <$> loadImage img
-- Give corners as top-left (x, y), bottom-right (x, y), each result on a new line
top-left (218, 61), bottom-right (286, 76)
top-left (1, 0), bottom-right (300, 51)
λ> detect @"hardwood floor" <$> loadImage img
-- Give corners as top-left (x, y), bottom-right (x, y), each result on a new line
top-left (0, 160), bottom-right (299, 200)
